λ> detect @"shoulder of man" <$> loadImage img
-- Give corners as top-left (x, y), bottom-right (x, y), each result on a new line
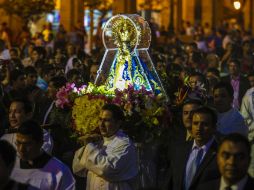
top-left (195, 178), bottom-right (220, 190)
top-left (245, 175), bottom-right (254, 189)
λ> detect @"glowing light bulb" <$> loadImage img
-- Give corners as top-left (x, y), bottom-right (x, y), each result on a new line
top-left (233, 1), bottom-right (241, 10)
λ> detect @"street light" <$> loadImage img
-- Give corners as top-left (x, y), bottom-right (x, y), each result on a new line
top-left (233, 1), bottom-right (241, 10)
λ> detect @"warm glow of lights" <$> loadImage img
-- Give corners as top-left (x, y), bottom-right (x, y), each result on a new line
top-left (233, 1), bottom-right (241, 10)
top-left (55, 0), bottom-right (60, 10)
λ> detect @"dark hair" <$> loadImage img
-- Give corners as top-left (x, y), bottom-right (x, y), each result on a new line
top-left (191, 106), bottom-right (217, 126)
top-left (189, 71), bottom-right (206, 83)
top-left (18, 120), bottom-right (43, 142)
top-left (0, 140), bottom-right (16, 169)
top-left (242, 40), bottom-right (252, 46)
top-left (72, 58), bottom-right (82, 66)
top-left (247, 72), bottom-right (254, 78)
top-left (183, 98), bottom-right (203, 107)
top-left (49, 76), bottom-right (67, 89)
top-left (66, 69), bottom-right (81, 81)
top-left (188, 42), bottom-right (198, 49)
top-left (9, 69), bottom-right (25, 84)
top-left (213, 82), bottom-right (234, 98)
top-left (33, 46), bottom-right (46, 59)
top-left (189, 71), bottom-right (204, 78)
top-left (190, 52), bottom-right (203, 64)
top-left (24, 66), bottom-right (37, 75)
top-left (0, 39), bottom-right (5, 50)
top-left (10, 48), bottom-right (19, 55)
top-left (102, 104), bottom-right (125, 121)
top-left (10, 98), bottom-right (33, 114)
top-left (228, 59), bottom-right (241, 68)
top-left (41, 64), bottom-right (55, 77)
top-left (219, 133), bottom-right (251, 155)
top-left (206, 68), bottom-right (220, 78)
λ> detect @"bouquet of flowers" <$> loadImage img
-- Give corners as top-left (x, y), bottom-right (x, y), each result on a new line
top-left (54, 83), bottom-right (170, 142)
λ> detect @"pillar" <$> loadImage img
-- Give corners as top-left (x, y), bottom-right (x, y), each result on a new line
top-left (60, 0), bottom-right (84, 31)
top-left (182, 0), bottom-right (195, 25)
top-left (194, 0), bottom-right (202, 24)
top-left (211, 0), bottom-right (216, 29)
top-left (74, 0), bottom-right (84, 26)
top-left (201, 0), bottom-right (213, 27)
top-left (176, 0), bottom-right (183, 33)
top-left (168, 0), bottom-right (174, 32)
top-left (251, 0), bottom-right (254, 34)
top-left (243, 0), bottom-right (251, 31)
top-left (113, 0), bottom-right (137, 15)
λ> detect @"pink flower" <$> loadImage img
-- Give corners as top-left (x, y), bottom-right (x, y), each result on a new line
top-left (66, 83), bottom-right (75, 91)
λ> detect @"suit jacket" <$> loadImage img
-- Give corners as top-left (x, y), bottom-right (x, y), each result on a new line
top-left (196, 175), bottom-right (254, 190)
top-left (221, 75), bottom-right (250, 106)
top-left (166, 139), bottom-right (220, 190)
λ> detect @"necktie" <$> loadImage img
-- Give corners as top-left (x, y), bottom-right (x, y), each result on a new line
top-left (185, 148), bottom-right (204, 190)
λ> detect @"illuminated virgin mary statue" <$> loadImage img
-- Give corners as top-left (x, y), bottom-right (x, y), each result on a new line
top-left (95, 14), bottom-right (168, 99)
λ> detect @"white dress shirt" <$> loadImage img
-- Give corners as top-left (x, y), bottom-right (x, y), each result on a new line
top-left (219, 175), bottom-right (248, 190)
top-left (73, 130), bottom-right (138, 190)
top-left (241, 87), bottom-right (254, 140)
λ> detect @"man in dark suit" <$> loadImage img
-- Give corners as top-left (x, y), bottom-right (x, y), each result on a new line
top-left (167, 106), bottom-right (220, 190)
top-left (161, 99), bottom-right (203, 188)
top-left (221, 59), bottom-right (250, 109)
top-left (172, 98), bottom-right (203, 143)
top-left (197, 133), bottom-right (254, 190)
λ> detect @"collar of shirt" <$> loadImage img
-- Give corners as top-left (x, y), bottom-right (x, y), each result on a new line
top-left (231, 75), bottom-right (240, 81)
top-left (103, 135), bottom-right (116, 146)
top-left (186, 131), bottom-right (193, 141)
top-left (20, 151), bottom-right (51, 169)
top-left (192, 137), bottom-right (215, 160)
top-left (102, 130), bottom-right (126, 146)
top-left (220, 175), bottom-right (248, 190)
top-left (218, 108), bottom-right (234, 117)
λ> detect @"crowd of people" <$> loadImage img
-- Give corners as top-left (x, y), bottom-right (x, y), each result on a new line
top-left (1, 19), bottom-right (254, 190)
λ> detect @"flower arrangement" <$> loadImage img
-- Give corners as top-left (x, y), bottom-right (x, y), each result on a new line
top-left (112, 86), bottom-right (167, 128)
top-left (54, 83), bottom-right (169, 141)
top-left (72, 94), bottom-right (108, 135)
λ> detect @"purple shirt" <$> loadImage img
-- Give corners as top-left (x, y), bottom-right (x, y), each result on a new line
top-left (231, 76), bottom-right (240, 109)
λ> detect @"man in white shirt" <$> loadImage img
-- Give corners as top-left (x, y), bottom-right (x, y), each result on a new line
top-left (241, 84), bottom-right (254, 177)
top-left (11, 120), bottom-right (75, 190)
top-left (213, 82), bottom-right (248, 136)
top-left (241, 86), bottom-right (254, 139)
top-left (73, 104), bottom-right (138, 190)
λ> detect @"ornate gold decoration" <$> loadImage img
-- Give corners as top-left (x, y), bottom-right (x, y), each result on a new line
top-left (110, 17), bottom-right (141, 89)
